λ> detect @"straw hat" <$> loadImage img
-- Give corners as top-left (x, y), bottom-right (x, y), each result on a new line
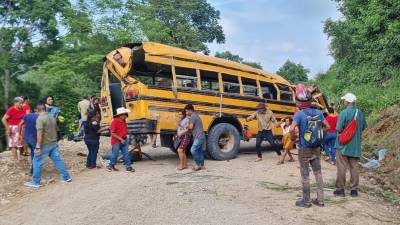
top-left (116, 107), bottom-right (131, 116)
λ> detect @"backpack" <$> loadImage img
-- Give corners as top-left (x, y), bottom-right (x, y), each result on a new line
top-left (303, 109), bottom-right (324, 148)
top-left (338, 109), bottom-right (358, 145)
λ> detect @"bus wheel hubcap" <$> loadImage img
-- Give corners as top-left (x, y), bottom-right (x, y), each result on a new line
top-left (218, 132), bottom-right (234, 153)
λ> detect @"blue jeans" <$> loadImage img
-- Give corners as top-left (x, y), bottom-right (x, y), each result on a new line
top-left (190, 139), bottom-right (205, 166)
top-left (324, 132), bottom-right (337, 161)
top-left (110, 139), bottom-right (132, 168)
top-left (26, 138), bottom-right (37, 174)
top-left (85, 139), bottom-right (99, 168)
top-left (32, 143), bottom-right (71, 185)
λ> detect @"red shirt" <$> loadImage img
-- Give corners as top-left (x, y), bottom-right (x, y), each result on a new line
top-left (6, 106), bottom-right (26, 126)
top-left (110, 118), bottom-right (128, 145)
top-left (22, 103), bottom-right (31, 114)
top-left (326, 114), bottom-right (338, 133)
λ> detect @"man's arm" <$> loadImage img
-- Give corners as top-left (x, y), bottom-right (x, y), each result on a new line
top-left (111, 132), bottom-right (124, 143)
top-left (18, 120), bottom-right (25, 140)
top-left (245, 112), bottom-right (256, 122)
top-left (36, 129), bottom-right (44, 156)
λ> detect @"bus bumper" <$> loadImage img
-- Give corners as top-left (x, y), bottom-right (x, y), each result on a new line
top-left (127, 119), bottom-right (157, 134)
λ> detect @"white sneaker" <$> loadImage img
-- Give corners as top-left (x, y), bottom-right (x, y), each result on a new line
top-left (24, 181), bottom-right (41, 188)
top-left (61, 178), bottom-right (72, 183)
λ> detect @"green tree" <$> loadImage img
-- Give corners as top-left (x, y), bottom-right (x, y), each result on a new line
top-left (215, 51), bottom-right (263, 69)
top-left (129, 0), bottom-right (225, 53)
top-left (276, 60), bottom-right (309, 83)
top-left (0, 0), bottom-right (72, 109)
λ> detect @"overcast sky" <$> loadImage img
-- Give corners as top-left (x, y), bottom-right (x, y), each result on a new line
top-left (207, 0), bottom-right (342, 78)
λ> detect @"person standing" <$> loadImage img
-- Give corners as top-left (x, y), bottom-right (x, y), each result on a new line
top-left (43, 96), bottom-right (61, 118)
top-left (334, 93), bottom-right (367, 198)
top-left (22, 96), bottom-right (32, 114)
top-left (89, 95), bottom-right (101, 121)
top-left (78, 96), bottom-right (90, 137)
top-left (24, 104), bottom-right (71, 188)
top-left (279, 117), bottom-right (295, 163)
top-left (107, 107), bottom-right (134, 172)
top-left (246, 102), bottom-right (283, 163)
top-left (176, 110), bottom-right (190, 170)
top-left (19, 109), bottom-right (39, 174)
top-left (84, 111), bottom-right (107, 169)
top-left (324, 107), bottom-right (338, 164)
top-left (185, 104), bottom-right (205, 171)
top-left (289, 85), bottom-right (330, 208)
top-left (2, 97), bottom-right (25, 161)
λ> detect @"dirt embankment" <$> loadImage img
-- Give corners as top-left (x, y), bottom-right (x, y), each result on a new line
top-left (362, 106), bottom-right (400, 199)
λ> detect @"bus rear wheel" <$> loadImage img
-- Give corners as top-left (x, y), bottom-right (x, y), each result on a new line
top-left (207, 123), bottom-right (240, 160)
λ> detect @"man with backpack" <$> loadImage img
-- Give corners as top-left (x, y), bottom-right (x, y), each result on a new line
top-left (289, 84), bottom-right (330, 208)
top-left (334, 93), bottom-right (367, 198)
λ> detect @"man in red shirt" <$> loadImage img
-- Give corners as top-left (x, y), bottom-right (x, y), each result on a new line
top-left (107, 107), bottom-right (134, 172)
top-left (324, 107), bottom-right (339, 164)
top-left (2, 97), bottom-right (25, 161)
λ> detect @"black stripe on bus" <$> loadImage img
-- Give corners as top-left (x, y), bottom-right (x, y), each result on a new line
top-left (148, 106), bottom-right (249, 118)
top-left (128, 95), bottom-right (295, 116)
top-left (146, 86), bottom-right (297, 107)
top-left (148, 54), bottom-right (275, 80)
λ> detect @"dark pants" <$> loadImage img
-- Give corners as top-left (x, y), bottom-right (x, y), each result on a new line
top-left (298, 148), bottom-right (324, 204)
top-left (26, 138), bottom-right (37, 174)
top-left (85, 139), bottom-right (99, 168)
top-left (255, 130), bottom-right (281, 158)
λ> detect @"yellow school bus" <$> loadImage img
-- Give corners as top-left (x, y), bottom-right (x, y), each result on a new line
top-left (99, 42), bottom-right (328, 160)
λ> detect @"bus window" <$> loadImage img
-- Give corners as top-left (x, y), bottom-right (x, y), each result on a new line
top-left (130, 62), bottom-right (173, 87)
top-left (175, 67), bottom-right (197, 89)
top-left (201, 70), bottom-right (220, 92)
top-left (278, 84), bottom-right (293, 101)
top-left (260, 81), bottom-right (277, 100)
top-left (242, 77), bottom-right (258, 97)
top-left (222, 74), bottom-right (240, 95)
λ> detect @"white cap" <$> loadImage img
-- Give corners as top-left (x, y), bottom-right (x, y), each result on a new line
top-left (116, 107), bottom-right (131, 116)
top-left (341, 93), bottom-right (357, 103)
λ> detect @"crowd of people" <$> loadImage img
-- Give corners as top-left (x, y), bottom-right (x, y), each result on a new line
top-left (1, 85), bottom-right (367, 208)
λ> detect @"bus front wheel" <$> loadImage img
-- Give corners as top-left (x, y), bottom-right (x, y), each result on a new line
top-left (207, 123), bottom-right (240, 160)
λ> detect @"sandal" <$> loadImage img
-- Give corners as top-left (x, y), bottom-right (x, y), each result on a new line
top-left (288, 159), bottom-right (295, 162)
top-left (277, 161), bottom-right (284, 165)
top-left (192, 165), bottom-right (202, 171)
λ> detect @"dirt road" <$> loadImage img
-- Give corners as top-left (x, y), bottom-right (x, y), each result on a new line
top-left (0, 141), bottom-right (399, 225)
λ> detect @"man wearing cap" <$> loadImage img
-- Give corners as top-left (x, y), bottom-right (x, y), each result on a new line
top-left (246, 102), bottom-right (283, 163)
top-left (107, 107), bottom-right (134, 172)
top-left (334, 93), bottom-right (367, 198)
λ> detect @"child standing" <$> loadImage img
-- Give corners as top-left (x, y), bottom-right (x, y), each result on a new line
top-left (279, 117), bottom-right (295, 163)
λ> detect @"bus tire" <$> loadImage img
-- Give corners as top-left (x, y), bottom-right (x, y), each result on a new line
top-left (207, 123), bottom-right (240, 160)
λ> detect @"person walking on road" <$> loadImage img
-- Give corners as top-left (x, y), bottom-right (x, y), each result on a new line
top-left (19, 109), bottom-right (39, 174)
top-left (2, 97), bottom-right (25, 161)
top-left (289, 84), bottom-right (330, 208)
top-left (246, 102), bottom-right (283, 163)
top-left (24, 103), bottom-right (71, 188)
top-left (107, 107), bottom-right (134, 172)
top-left (334, 93), bottom-right (367, 198)
top-left (185, 104), bottom-right (205, 171)
top-left (324, 107), bottom-right (338, 164)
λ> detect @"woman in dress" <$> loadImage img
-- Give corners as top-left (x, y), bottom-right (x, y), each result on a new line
top-left (176, 110), bottom-right (190, 170)
top-left (279, 117), bottom-right (295, 163)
